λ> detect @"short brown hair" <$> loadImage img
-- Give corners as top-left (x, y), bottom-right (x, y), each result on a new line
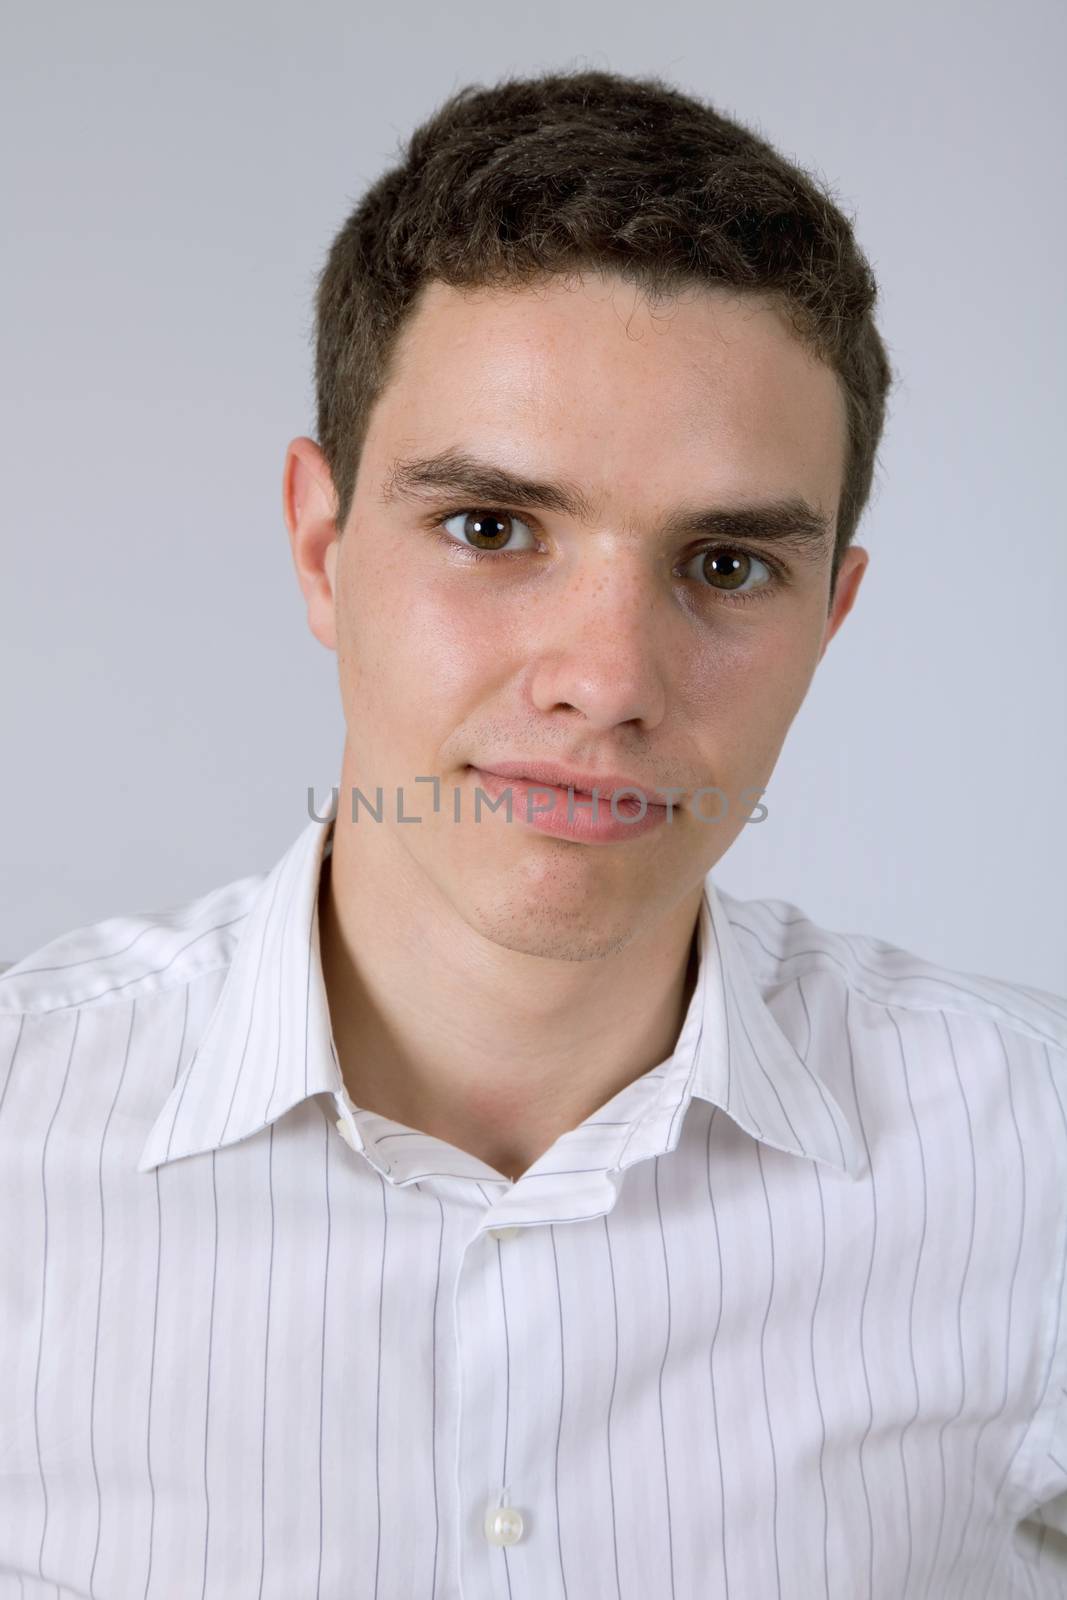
top-left (314, 68), bottom-right (895, 589)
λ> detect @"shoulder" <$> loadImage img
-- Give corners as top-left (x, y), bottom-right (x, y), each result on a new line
top-left (714, 883), bottom-right (1067, 1058)
top-left (0, 865), bottom-right (266, 1020)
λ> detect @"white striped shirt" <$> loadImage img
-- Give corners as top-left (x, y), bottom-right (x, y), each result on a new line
top-left (1, 811), bottom-right (1066, 1600)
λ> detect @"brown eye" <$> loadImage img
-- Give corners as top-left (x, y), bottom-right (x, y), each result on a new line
top-left (440, 509), bottom-right (536, 553)
top-left (703, 549), bottom-right (751, 589)
top-left (688, 546), bottom-right (775, 597)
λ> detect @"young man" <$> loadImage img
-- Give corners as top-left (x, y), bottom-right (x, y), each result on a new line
top-left (1, 69), bottom-right (1064, 1599)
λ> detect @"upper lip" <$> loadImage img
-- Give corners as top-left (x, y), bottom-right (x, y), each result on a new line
top-left (470, 759), bottom-right (681, 806)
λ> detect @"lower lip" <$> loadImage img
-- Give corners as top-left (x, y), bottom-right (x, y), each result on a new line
top-left (467, 768), bottom-right (670, 844)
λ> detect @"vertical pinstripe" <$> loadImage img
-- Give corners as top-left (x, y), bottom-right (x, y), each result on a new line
top-left (0, 814), bottom-right (1065, 1598)
top-left (256, 1121), bottom-right (274, 1600)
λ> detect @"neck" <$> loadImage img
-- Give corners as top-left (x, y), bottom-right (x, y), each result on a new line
top-left (317, 814), bottom-right (704, 1184)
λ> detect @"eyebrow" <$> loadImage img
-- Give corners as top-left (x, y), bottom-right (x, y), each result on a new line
top-left (380, 448), bottom-right (835, 560)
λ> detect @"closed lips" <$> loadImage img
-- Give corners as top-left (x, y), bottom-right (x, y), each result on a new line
top-left (471, 763), bottom-right (675, 805)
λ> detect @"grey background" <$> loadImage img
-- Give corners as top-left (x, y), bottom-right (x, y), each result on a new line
top-left (2, 0), bottom-right (1064, 993)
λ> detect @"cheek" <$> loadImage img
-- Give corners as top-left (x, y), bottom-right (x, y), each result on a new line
top-left (681, 614), bottom-right (822, 759)
top-left (338, 558), bottom-right (498, 728)
top-left (761, 651), bottom-right (824, 777)
top-left (408, 581), bottom-right (506, 714)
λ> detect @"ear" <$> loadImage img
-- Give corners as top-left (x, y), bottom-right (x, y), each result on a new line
top-left (282, 436), bottom-right (341, 652)
top-left (817, 544), bottom-right (869, 664)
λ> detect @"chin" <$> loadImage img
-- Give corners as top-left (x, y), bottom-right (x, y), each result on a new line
top-left (462, 896), bottom-right (637, 964)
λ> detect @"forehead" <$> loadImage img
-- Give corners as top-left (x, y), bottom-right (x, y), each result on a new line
top-left (366, 272), bottom-right (847, 511)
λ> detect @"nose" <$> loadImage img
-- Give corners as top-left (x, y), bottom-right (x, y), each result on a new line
top-left (526, 548), bottom-right (669, 732)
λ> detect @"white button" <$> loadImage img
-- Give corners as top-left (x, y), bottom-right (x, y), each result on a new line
top-left (335, 1116), bottom-right (357, 1150)
top-left (483, 1501), bottom-right (525, 1546)
top-left (488, 1225), bottom-right (520, 1241)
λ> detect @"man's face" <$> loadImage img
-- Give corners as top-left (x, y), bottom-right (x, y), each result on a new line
top-left (293, 271), bottom-right (866, 962)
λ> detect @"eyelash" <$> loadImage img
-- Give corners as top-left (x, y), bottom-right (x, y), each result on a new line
top-left (425, 508), bottom-right (788, 607)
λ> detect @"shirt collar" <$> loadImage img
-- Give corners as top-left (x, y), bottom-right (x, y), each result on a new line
top-left (137, 814), bottom-right (863, 1181)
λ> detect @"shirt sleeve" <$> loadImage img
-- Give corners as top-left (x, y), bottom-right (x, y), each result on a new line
top-left (1011, 1184), bottom-right (1067, 1583)
top-left (1012, 1393), bottom-right (1067, 1576)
